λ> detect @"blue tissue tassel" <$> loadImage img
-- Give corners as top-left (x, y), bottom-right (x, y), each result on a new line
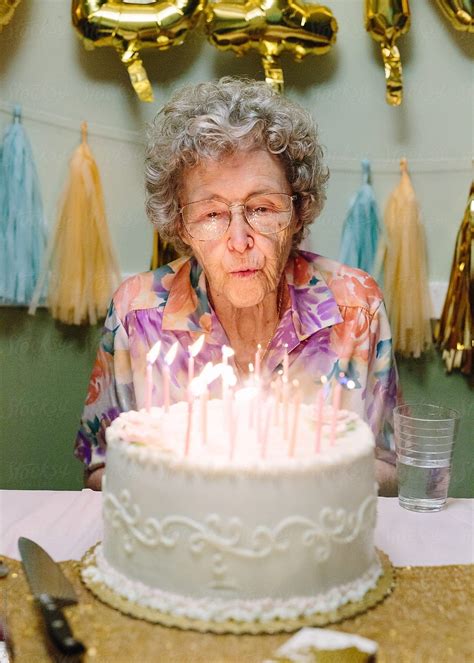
top-left (0, 106), bottom-right (46, 304)
top-left (339, 159), bottom-right (381, 276)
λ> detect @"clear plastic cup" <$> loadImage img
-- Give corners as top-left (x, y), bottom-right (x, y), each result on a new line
top-left (394, 404), bottom-right (460, 512)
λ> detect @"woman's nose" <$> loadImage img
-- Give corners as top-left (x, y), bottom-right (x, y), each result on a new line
top-left (226, 205), bottom-right (253, 252)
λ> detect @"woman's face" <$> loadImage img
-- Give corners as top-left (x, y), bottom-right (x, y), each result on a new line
top-left (179, 149), bottom-right (301, 309)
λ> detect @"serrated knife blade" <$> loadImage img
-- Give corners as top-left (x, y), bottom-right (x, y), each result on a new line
top-left (18, 537), bottom-right (85, 657)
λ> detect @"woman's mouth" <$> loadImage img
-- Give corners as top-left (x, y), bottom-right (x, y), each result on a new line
top-left (230, 269), bottom-right (259, 278)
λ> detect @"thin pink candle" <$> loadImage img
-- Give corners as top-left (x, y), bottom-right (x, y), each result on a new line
top-left (255, 344), bottom-right (262, 381)
top-left (184, 397), bottom-right (193, 457)
top-left (200, 388), bottom-right (208, 445)
top-left (145, 363), bottom-right (153, 412)
top-left (330, 377), bottom-right (343, 446)
top-left (283, 343), bottom-right (289, 381)
top-left (229, 396), bottom-right (237, 461)
top-left (314, 375), bottom-right (327, 453)
top-left (261, 398), bottom-right (274, 459)
top-left (145, 341), bottom-right (161, 412)
top-left (188, 335), bottom-right (205, 385)
top-left (163, 341), bottom-right (178, 413)
top-left (289, 381), bottom-right (301, 457)
top-left (282, 375), bottom-right (290, 441)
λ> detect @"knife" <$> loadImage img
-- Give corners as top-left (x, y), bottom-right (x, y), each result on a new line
top-left (18, 537), bottom-right (85, 657)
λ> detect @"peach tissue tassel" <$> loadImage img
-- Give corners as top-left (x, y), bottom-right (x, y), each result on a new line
top-left (29, 122), bottom-right (121, 325)
top-left (382, 157), bottom-right (432, 358)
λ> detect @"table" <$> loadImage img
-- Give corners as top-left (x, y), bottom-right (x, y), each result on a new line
top-left (1, 491), bottom-right (473, 662)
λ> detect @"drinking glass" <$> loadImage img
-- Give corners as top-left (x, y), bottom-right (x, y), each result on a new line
top-left (394, 403), bottom-right (460, 512)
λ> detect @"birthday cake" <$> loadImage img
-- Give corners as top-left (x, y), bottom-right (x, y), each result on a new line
top-left (82, 391), bottom-right (383, 631)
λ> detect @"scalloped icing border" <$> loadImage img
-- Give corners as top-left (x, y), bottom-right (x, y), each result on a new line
top-left (80, 544), bottom-right (395, 634)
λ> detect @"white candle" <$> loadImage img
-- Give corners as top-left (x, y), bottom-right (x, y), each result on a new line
top-left (145, 341), bottom-right (161, 412)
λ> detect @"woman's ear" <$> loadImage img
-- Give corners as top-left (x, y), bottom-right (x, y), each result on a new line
top-left (294, 212), bottom-right (304, 233)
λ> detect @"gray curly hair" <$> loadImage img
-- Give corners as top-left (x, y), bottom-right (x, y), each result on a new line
top-left (145, 77), bottom-right (330, 255)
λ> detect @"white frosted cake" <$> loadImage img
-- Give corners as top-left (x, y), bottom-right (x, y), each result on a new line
top-left (83, 397), bottom-right (382, 629)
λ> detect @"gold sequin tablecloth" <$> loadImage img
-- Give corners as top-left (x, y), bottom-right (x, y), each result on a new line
top-left (2, 558), bottom-right (473, 663)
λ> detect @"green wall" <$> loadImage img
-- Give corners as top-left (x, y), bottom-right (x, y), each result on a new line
top-left (1, 307), bottom-right (472, 496)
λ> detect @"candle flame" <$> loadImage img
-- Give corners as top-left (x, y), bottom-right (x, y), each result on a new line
top-left (221, 364), bottom-right (237, 387)
top-left (146, 341), bottom-right (161, 364)
top-left (222, 345), bottom-right (235, 359)
top-left (164, 341), bottom-right (179, 366)
top-left (190, 376), bottom-right (207, 397)
top-left (189, 334), bottom-right (205, 358)
top-left (199, 362), bottom-right (214, 384)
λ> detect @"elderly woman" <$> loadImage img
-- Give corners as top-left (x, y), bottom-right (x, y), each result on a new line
top-left (75, 77), bottom-right (398, 494)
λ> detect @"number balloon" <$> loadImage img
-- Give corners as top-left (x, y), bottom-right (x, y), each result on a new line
top-left (0, 0), bottom-right (22, 30)
top-left (436, 0), bottom-right (473, 32)
top-left (365, 0), bottom-right (411, 106)
top-left (205, 0), bottom-right (338, 92)
top-left (72, 0), bottom-right (204, 102)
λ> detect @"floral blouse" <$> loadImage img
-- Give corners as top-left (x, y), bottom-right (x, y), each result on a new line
top-left (74, 250), bottom-right (399, 472)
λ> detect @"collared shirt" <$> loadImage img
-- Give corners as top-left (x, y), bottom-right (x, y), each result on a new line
top-left (74, 250), bottom-right (399, 471)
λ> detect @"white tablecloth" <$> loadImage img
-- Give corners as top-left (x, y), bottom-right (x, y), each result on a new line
top-left (1, 490), bottom-right (473, 566)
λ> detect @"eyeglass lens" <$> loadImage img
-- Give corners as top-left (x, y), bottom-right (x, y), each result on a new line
top-left (182, 193), bottom-right (294, 240)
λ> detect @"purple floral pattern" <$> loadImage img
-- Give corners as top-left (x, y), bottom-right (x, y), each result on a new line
top-left (74, 251), bottom-right (399, 469)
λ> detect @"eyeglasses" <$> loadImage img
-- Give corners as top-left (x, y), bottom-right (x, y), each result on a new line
top-left (179, 192), bottom-right (297, 241)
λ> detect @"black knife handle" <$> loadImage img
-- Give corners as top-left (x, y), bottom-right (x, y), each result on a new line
top-left (37, 594), bottom-right (85, 657)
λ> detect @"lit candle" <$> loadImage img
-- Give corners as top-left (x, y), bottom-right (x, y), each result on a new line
top-left (184, 397), bottom-right (193, 457)
top-left (261, 397), bottom-right (274, 459)
top-left (255, 344), bottom-right (262, 382)
top-left (330, 373), bottom-right (343, 446)
top-left (222, 344), bottom-right (234, 366)
top-left (283, 343), bottom-right (289, 381)
top-left (163, 341), bottom-right (178, 413)
top-left (229, 396), bottom-right (237, 461)
top-left (145, 341), bottom-right (161, 412)
top-left (282, 375), bottom-right (290, 441)
top-left (221, 346), bottom-right (235, 398)
top-left (289, 380), bottom-right (301, 457)
top-left (190, 375), bottom-right (208, 447)
top-left (188, 334), bottom-right (205, 385)
top-left (248, 363), bottom-right (255, 428)
top-left (314, 375), bottom-right (328, 454)
top-left (273, 375), bottom-right (282, 425)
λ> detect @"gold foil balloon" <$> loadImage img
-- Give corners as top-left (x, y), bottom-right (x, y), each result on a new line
top-left (365, 0), bottom-right (411, 106)
top-left (71, 0), bottom-right (204, 102)
top-left (205, 1), bottom-right (338, 93)
top-left (0, 0), bottom-right (21, 30)
top-left (436, 0), bottom-right (474, 32)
